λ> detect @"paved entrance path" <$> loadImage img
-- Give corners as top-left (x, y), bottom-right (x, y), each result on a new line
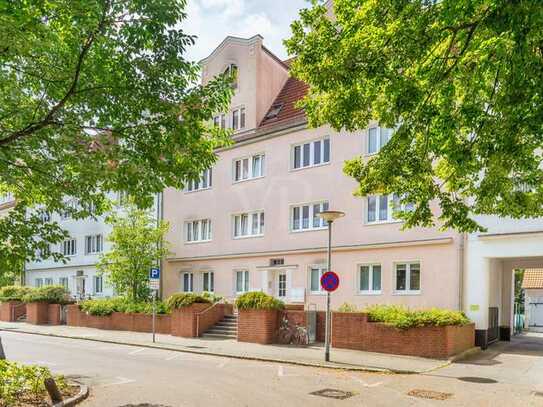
top-left (0, 321), bottom-right (450, 373)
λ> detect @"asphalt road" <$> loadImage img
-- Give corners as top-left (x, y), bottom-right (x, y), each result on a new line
top-left (2, 331), bottom-right (542, 406)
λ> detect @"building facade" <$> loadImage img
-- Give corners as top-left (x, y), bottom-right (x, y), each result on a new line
top-left (162, 35), bottom-right (464, 313)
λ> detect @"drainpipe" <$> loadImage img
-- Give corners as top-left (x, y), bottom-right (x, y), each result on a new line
top-left (458, 232), bottom-right (465, 311)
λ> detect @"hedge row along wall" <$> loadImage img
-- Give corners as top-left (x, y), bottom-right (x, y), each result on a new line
top-left (0, 301), bottom-right (26, 322)
top-left (67, 303), bottom-right (234, 337)
top-left (26, 303), bottom-right (62, 325)
top-left (331, 312), bottom-right (475, 359)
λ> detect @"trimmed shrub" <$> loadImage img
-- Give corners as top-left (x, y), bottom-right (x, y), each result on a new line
top-left (165, 293), bottom-right (212, 310)
top-left (366, 305), bottom-right (470, 329)
top-left (338, 302), bottom-right (359, 313)
top-left (22, 286), bottom-right (71, 304)
top-left (235, 291), bottom-right (284, 311)
top-left (0, 285), bottom-right (33, 302)
top-left (79, 297), bottom-right (169, 316)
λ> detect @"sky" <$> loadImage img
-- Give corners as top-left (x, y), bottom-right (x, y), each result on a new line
top-left (182, 0), bottom-right (310, 62)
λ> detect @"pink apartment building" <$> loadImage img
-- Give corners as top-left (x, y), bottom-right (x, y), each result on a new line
top-left (162, 34), bottom-right (464, 313)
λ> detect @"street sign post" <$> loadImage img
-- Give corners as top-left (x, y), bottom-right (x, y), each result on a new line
top-left (149, 267), bottom-right (160, 343)
top-left (320, 271), bottom-right (340, 292)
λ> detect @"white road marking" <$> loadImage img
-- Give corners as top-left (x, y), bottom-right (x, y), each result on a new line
top-left (350, 375), bottom-right (383, 388)
top-left (128, 348), bottom-right (145, 355)
top-left (166, 353), bottom-right (181, 361)
top-left (278, 365), bottom-right (284, 376)
top-left (100, 377), bottom-right (136, 387)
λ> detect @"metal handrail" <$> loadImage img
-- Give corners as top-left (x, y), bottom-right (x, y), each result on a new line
top-left (195, 302), bottom-right (222, 337)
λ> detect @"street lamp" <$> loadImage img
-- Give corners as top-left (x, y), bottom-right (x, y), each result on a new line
top-left (318, 210), bottom-right (345, 362)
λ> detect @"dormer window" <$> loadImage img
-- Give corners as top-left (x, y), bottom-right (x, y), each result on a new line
top-left (224, 63), bottom-right (238, 89)
top-left (265, 103), bottom-right (283, 120)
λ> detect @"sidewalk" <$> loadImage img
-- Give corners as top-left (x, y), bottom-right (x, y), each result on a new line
top-left (0, 321), bottom-right (452, 374)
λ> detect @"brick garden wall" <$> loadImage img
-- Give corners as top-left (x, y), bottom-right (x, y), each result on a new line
top-left (171, 303), bottom-right (211, 338)
top-left (237, 309), bottom-right (278, 344)
top-left (331, 312), bottom-right (475, 359)
top-left (0, 301), bottom-right (26, 322)
top-left (196, 303), bottom-right (229, 336)
top-left (26, 302), bottom-right (52, 325)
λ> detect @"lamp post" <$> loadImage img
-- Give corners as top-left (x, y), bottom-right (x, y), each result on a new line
top-left (318, 210), bottom-right (345, 362)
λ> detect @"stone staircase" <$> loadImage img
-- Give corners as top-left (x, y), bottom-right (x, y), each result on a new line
top-left (202, 314), bottom-right (237, 339)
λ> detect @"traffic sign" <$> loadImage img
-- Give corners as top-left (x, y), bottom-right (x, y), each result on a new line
top-left (320, 271), bottom-right (339, 292)
top-left (149, 267), bottom-right (160, 280)
top-left (149, 280), bottom-right (160, 290)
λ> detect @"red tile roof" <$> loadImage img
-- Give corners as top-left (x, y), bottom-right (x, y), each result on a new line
top-left (259, 74), bottom-right (309, 129)
top-left (522, 269), bottom-right (543, 289)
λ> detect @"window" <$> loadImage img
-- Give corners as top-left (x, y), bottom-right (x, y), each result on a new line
top-left (186, 219), bottom-right (212, 243)
top-left (224, 63), bottom-right (238, 89)
top-left (44, 278), bottom-right (54, 286)
top-left (203, 272), bottom-right (214, 292)
top-left (186, 168), bottom-right (212, 192)
top-left (59, 277), bottom-right (69, 290)
top-left (265, 103), bottom-right (283, 120)
top-left (367, 127), bottom-right (393, 155)
top-left (182, 272), bottom-right (193, 292)
top-left (309, 266), bottom-right (327, 293)
top-left (359, 264), bottom-right (382, 294)
top-left (62, 238), bottom-right (77, 256)
top-left (35, 278), bottom-right (44, 288)
top-left (93, 276), bottom-right (103, 295)
top-left (366, 194), bottom-right (414, 224)
top-left (291, 201), bottom-right (329, 231)
top-left (39, 211), bottom-right (51, 223)
top-left (213, 113), bottom-right (227, 129)
top-left (37, 244), bottom-right (51, 259)
top-left (85, 234), bottom-right (103, 254)
top-left (60, 200), bottom-right (78, 220)
top-left (234, 154), bottom-right (265, 182)
top-left (292, 137), bottom-right (330, 169)
top-left (235, 270), bottom-right (249, 293)
top-left (395, 262), bottom-right (421, 294)
top-left (232, 107), bottom-right (246, 131)
top-left (278, 273), bottom-right (287, 298)
top-left (233, 211), bottom-right (264, 238)
top-left (117, 191), bottom-right (129, 205)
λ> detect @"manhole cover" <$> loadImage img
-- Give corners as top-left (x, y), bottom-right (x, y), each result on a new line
top-left (458, 377), bottom-right (498, 384)
top-left (407, 389), bottom-right (453, 401)
top-left (184, 345), bottom-right (207, 349)
top-left (309, 389), bottom-right (355, 400)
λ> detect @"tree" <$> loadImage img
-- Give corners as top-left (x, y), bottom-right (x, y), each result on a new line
top-left (0, 1), bottom-right (232, 264)
top-left (97, 202), bottom-right (169, 301)
top-left (286, 0), bottom-right (543, 232)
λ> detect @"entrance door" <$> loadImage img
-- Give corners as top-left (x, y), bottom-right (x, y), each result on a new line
top-left (277, 272), bottom-right (287, 300)
top-left (488, 307), bottom-right (499, 343)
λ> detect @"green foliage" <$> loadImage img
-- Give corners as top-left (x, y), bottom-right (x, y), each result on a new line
top-left (0, 285), bottom-right (32, 302)
top-left (0, 360), bottom-right (66, 406)
top-left (286, 0), bottom-right (543, 232)
top-left (22, 286), bottom-right (71, 304)
top-left (337, 302), bottom-right (359, 313)
top-left (79, 297), bottom-right (169, 316)
top-left (165, 293), bottom-right (212, 310)
top-left (366, 305), bottom-right (470, 330)
top-left (235, 292), bottom-right (285, 311)
top-left (0, 0), bottom-right (233, 266)
top-left (97, 203), bottom-right (170, 302)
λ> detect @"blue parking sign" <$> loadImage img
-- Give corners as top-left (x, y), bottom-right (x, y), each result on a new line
top-left (149, 267), bottom-right (160, 280)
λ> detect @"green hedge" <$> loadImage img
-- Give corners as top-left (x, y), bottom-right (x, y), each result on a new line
top-left (366, 305), bottom-right (470, 330)
top-left (0, 285), bottom-right (33, 302)
top-left (165, 293), bottom-right (212, 310)
top-left (79, 297), bottom-right (169, 316)
top-left (22, 286), bottom-right (71, 304)
top-left (235, 291), bottom-right (284, 311)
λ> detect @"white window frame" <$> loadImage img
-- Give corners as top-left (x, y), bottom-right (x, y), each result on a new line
top-left (213, 113), bottom-right (227, 129)
top-left (393, 262), bottom-right (421, 295)
top-left (182, 272), bottom-right (194, 293)
top-left (291, 137), bottom-right (331, 170)
top-left (60, 199), bottom-right (78, 220)
top-left (309, 265), bottom-right (327, 294)
top-left (186, 168), bottom-right (213, 193)
top-left (93, 275), bottom-right (103, 295)
top-left (85, 234), bottom-right (103, 255)
top-left (277, 273), bottom-right (287, 298)
top-left (61, 238), bottom-right (77, 257)
top-left (290, 201), bottom-right (329, 232)
top-left (232, 106), bottom-right (246, 131)
top-left (203, 271), bottom-right (214, 292)
top-left (233, 153), bottom-right (265, 182)
top-left (366, 194), bottom-right (413, 224)
top-left (35, 278), bottom-right (44, 288)
top-left (357, 263), bottom-right (382, 295)
top-left (185, 219), bottom-right (212, 243)
top-left (235, 270), bottom-right (249, 294)
top-left (44, 278), bottom-right (54, 286)
top-left (233, 210), bottom-right (264, 239)
top-left (367, 126), bottom-right (393, 155)
top-left (59, 277), bottom-right (69, 290)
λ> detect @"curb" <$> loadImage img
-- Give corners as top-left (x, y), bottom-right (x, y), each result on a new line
top-left (448, 346), bottom-right (481, 362)
top-left (53, 384), bottom-right (89, 407)
top-left (0, 327), bottom-right (433, 375)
